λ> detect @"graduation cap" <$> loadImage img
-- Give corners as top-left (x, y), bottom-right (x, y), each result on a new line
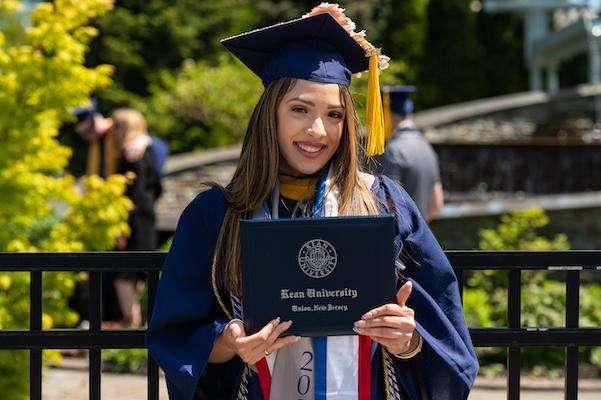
top-left (221, 9), bottom-right (387, 156)
top-left (71, 98), bottom-right (98, 124)
top-left (381, 85), bottom-right (416, 140)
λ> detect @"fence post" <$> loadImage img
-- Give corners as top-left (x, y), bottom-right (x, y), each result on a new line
top-left (89, 271), bottom-right (102, 400)
top-left (30, 270), bottom-right (43, 400)
top-left (147, 270), bottom-right (160, 400)
top-left (565, 269), bottom-right (580, 400)
top-left (507, 269), bottom-right (521, 400)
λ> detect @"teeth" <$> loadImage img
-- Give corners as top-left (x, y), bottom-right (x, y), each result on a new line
top-left (297, 143), bottom-right (322, 153)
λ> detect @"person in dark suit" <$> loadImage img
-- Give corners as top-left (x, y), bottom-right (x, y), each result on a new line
top-left (377, 86), bottom-right (444, 223)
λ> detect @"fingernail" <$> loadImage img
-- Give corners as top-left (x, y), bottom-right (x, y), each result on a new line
top-left (286, 320), bottom-right (293, 325)
top-left (352, 326), bottom-right (361, 334)
top-left (361, 314), bottom-right (368, 320)
top-left (354, 321), bottom-right (363, 328)
top-left (294, 336), bottom-right (301, 342)
top-left (274, 317), bottom-right (281, 324)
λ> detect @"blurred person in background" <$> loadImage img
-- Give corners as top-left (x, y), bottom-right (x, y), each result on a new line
top-left (110, 108), bottom-right (163, 326)
top-left (376, 85), bottom-right (444, 222)
top-left (72, 98), bottom-right (120, 178)
top-left (72, 99), bottom-right (169, 179)
top-left (71, 102), bottom-right (168, 326)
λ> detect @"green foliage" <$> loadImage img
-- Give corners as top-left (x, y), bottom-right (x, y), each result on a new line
top-left (80, 0), bottom-right (563, 151)
top-left (417, 0), bottom-right (530, 108)
top-left (42, 175), bottom-right (132, 252)
top-left (0, 271), bottom-right (79, 330)
top-left (463, 288), bottom-right (495, 327)
top-left (0, 1), bottom-right (27, 45)
top-left (478, 208), bottom-right (569, 251)
top-left (375, 0), bottom-right (428, 85)
top-left (0, 0), bottom-right (132, 252)
top-left (87, 0), bottom-right (258, 106)
top-left (419, 0), bottom-right (484, 107)
top-left (79, 0), bottom-right (433, 153)
top-left (580, 284), bottom-right (601, 327)
top-left (140, 58), bottom-right (262, 153)
top-left (78, 0), bottom-right (532, 152)
top-left (464, 208), bottom-right (601, 373)
top-left (0, 351), bottom-right (28, 400)
top-left (0, 1), bottom-right (131, 397)
top-left (592, 347), bottom-right (601, 371)
top-left (474, 11), bottom-right (527, 99)
top-left (465, 208), bottom-right (569, 329)
top-left (103, 348), bottom-right (147, 373)
top-left (467, 208), bottom-right (569, 322)
top-left (159, 237), bottom-right (172, 252)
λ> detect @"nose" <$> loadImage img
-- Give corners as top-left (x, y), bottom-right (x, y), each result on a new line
top-left (307, 117), bottom-right (327, 137)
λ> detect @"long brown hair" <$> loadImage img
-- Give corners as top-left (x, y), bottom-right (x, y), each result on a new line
top-left (213, 78), bottom-right (379, 295)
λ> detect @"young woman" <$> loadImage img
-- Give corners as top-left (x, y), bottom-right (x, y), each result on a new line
top-left (146, 4), bottom-right (478, 399)
top-left (110, 108), bottom-right (162, 326)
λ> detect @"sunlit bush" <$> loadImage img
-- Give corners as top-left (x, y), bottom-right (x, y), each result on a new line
top-left (0, 1), bottom-right (131, 398)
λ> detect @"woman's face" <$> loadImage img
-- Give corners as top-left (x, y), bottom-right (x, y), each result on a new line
top-left (276, 79), bottom-right (345, 177)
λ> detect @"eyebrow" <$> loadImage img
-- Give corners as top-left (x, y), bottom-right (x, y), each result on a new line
top-left (286, 97), bottom-right (345, 109)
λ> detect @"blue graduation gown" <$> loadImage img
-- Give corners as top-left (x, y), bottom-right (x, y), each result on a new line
top-left (146, 176), bottom-right (478, 399)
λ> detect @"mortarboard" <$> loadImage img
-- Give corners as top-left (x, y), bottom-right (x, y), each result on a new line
top-left (381, 85), bottom-right (416, 140)
top-left (221, 4), bottom-right (388, 156)
top-left (71, 98), bottom-right (98, 124)
top-left (221, 13), bottom-right (367, 87)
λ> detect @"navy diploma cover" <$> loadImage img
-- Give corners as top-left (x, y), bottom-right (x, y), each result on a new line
top-left (240, 215), bottom-right (396, 336)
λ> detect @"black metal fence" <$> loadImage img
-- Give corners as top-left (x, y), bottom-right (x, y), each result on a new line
top-left (0, 252), bottom-right (164, 400)
top-left (0, 250), bottom-right (600, 400)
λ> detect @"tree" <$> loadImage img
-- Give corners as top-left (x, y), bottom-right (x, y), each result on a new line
top-left (0, 0), bottom-right (130, 252)
top-left (140, 58), bottom-right (262, 152)
top-left (86, 0), bottom-right (258, 107)
top-left (81, 0), bottom-right (532, 153)
top-left (374, 0), bottom-right (429, 86)
top-left (475, 11), bottom-right (527, 98)
top-left (84, 0), bottom-right (393, 153)
top-left (0, 1), bottom-right (130, 397)
top-left (419, 0), bottom-right (486, 107)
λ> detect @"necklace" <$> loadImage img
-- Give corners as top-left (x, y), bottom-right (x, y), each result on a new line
top-left (280, 197), bottom-right (291, 213)
top-left (279, 196), bottom-right (316, 219)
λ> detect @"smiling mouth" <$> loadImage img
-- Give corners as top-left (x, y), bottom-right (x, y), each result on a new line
top-left (295, 142), bottom-right (325, 154)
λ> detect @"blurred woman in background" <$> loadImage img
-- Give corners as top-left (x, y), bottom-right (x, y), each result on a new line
top-left (110, 108), bottom-right (162, 326)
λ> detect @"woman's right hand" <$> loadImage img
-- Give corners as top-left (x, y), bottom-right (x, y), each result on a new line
top-left (222, 318), bottom-right (299, 365)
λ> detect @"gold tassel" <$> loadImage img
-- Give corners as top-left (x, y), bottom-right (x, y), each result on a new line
top-left (383, 89), bottom-right (392, 141)
top-left (87, 140), bottom-right (100, 176)
top-left (104, 132), bottom-right (119, 177)
top-left (85, 131), bottom-right (119, 177)
top-left (365, 51), bottom-right (385, 157)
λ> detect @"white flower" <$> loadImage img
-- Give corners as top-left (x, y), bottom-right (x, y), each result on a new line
top-left (378, 55), bottom-right (390, 71)
top-left (303, 2), bottom-right (390, 69)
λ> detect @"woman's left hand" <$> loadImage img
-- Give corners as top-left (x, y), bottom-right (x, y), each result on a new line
top-left (353, 281), bottom-right (416, 355)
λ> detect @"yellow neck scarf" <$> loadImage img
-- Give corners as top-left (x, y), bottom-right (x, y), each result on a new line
top-left (279, 174), bottom-right (318, 201)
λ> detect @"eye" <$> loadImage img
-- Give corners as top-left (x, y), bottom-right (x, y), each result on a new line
top-left (292, 106), bottom-right (307, 114)
top-left (328, 111), bottom-right (344, 120)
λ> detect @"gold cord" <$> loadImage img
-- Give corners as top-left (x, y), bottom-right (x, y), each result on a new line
top-left (210, 251), bottom-right (233, 320)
